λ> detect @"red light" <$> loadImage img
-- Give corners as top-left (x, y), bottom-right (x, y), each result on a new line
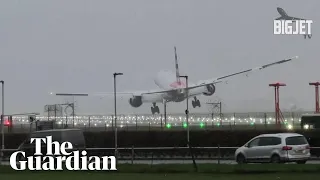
top-left (282, 146), bottom-right (292, 151)
top-left (4, 119), bottom-right (11, 126)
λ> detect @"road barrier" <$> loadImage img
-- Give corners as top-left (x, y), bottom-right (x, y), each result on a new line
top-left (1, 146), bottom-right (320, 162)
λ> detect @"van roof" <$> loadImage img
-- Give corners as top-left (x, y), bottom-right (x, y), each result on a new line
top-left (34, 129), bottom-right (82, 133)
top-left (258, 133), bottom-right (303, 138)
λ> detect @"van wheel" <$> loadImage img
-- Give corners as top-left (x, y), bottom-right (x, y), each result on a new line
top-left (296, 160), bottom-right (307, 164)
top-left (16, 154), bottom-right (23, 161)
top-left (270, 154), bottom-right (281, 163)
top-left (236, 154), bottom-right (246, 164)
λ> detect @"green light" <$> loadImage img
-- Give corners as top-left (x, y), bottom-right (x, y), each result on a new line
top-left (166, 123), bottom-right (171, 129)
top-left (250, 122), bottom-right (254, 126)
top-left (183, 122), bottom-right (187, 128)
top-left (217, 123), bottom-right (220, 126)
top-left (200, 122), bottom-right (205, 128)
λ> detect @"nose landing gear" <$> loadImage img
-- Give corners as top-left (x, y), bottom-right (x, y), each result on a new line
top-left (192, 97), bottom-right (201, 108)
top-left (151, 103), bottom-right (160, 115)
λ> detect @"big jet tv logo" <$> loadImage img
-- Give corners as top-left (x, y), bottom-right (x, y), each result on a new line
top-left (274, 20), bottom-right (313, 36)
top-left (9, 136), bottom-right (117, 171)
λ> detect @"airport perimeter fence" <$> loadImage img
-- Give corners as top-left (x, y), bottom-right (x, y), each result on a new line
top-left (3, 111), bottom-right (312, 133)
top-left (1, 146), bottom-right (320, 163)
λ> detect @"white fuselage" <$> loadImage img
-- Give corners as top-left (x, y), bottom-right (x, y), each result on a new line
top-left (152, 70), bottom-right (208, 102)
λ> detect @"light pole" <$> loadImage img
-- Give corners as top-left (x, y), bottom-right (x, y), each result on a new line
top-left (179, 75), bottom-right (197, 171)
top-left (179, 76), bottom-right (189, 145)
top-left (0, 80), bottom-right (4, 153)
top-left (113, 73), bottom-right (123, 160)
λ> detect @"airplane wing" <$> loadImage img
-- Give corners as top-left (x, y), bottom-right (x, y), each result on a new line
top-left (53, 56), bottom-right (298, 98)
top-left (289, 16), bottom-right (306, 20)
top-left (275, 16), bottom-right (306, 21)
top-left (52, 81), bottom-right (224, 97)
top-left (53, 90), bottom-right (160, 97)
top-left (186, 56), bottom-right (298, 90)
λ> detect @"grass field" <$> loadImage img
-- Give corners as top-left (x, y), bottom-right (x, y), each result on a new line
top-left (2, 163), bottom-right (320, 173)
top-left (0, 172), bottom-right (320, 180)
top-left (1, 164), bottom-right (320, 180)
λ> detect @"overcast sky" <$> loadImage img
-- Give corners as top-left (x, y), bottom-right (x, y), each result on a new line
top-left (0, 0), bottom-right (319, 116)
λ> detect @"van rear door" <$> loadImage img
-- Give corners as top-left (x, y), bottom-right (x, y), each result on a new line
top-left (285, 136), bottom-right (310, 156)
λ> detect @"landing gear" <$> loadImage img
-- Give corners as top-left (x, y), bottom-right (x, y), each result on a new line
top-left (192, 97), bottom-right (201, 108)
top-left (151, 103), bottom-right (160, 115)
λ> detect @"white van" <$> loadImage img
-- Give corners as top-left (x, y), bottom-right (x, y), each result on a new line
top-left (235, 133), bottom-right (310, 164)
top-left (17, 129), bottom-right (86, 159)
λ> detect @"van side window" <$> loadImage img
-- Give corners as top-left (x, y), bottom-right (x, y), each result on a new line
top-left (30, 131), bottom-right (62, 143)
top-left (259, 137), bottom-right (281, 146)
top-left (51, 131), bottom-right (62, 142)
top-left (62, 130), bottom-right (85, 147)
top-left (270, 137), bottom-right (282, 145)
top-left (248, 138), bottom-right (260, 147)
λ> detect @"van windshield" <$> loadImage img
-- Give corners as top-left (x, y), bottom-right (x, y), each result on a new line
top-left (285, 136), bottom-right (308, 145)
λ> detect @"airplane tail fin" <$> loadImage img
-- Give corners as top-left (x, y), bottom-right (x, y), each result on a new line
top-left (174, 46), bottom-right (181, 84)
top-left (277, 7), bottom-right (288, 17)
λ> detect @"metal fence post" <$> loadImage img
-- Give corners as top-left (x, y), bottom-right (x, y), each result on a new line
top-left (131, 146), bottom-right (134, 165)
top-left (135, 115), bottom-right (138, 131)
top-left (160, 114), bottom-right (163, 130)
top-left (264, 113), bottom-right (267, 129)
top-left (218, 144), bottom-right (220, 165)
top-left (88, 116), bottom-right (91, 130)
top-left (111, 115), bottom-right (114, 130)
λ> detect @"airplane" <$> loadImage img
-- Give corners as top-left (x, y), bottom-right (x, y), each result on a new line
top-left (275, 7), bottom-right (312, 39)
top-left (53, 47), bottom-right (298, 115)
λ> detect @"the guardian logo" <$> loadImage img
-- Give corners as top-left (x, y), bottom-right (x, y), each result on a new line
top-left (9, 136), bottom-right (117, 171)
top-left (274, 20), bottom-right (313, 35)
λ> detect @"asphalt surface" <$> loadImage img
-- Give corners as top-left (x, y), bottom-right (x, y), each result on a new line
top-left (1, 160), bottom-right (320, 165)
top-left (117, 160), bottom-right (320, 164)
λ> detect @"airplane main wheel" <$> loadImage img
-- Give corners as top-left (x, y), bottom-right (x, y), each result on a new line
top-left (151, 106), bottom-right (160, 114)
top-left (154, 106), bottom-right (160, 114)
top-left (196, 100), bottom-right (201, 107)
top-left (192, 100), bottom-right (201, 108)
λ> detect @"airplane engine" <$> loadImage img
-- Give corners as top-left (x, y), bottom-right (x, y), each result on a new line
top-left (203, 84), bottom-right (215, 96)
top-left (129, 96), bottom-right (143, 107)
